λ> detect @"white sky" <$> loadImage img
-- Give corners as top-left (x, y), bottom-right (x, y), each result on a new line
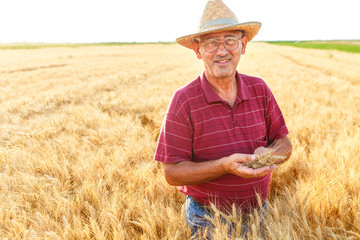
top-left (1, 0), bottom-right (359, 43)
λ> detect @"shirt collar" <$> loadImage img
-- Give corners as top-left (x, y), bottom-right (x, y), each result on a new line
top-left (200, 71), bottom-right (252, 104)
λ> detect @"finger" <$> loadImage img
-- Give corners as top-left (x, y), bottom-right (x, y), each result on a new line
top-left (232, 153), bottom-right (257, 163)
top-left (237, 165), bottom-right (276, 178)
top-left (253, 147), bottom-right (266, 156)
top-left (258, 165), bottom-right (276, 172)
top-left (254, 147), bottom-right (271, 157)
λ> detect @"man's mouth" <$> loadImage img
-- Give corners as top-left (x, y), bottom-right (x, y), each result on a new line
top-left (215, 59), bottom-right (230, 64)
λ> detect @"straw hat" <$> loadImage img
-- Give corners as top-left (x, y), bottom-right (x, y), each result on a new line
top-left (176, 0), bottom-right (261, 49)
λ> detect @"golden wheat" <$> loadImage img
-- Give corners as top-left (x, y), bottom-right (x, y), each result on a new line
top-left (244, 152), bottom-right (286, 169)
top-left (0, 43), bottom-right (359, 239)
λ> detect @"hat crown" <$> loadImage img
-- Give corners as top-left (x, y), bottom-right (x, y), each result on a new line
top-left (176, 0), bottom-right (261, 49)
top-left (199, 0), bottom-right (239, 32)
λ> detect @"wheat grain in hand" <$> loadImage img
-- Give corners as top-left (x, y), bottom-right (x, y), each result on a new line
top-left (245, 152), bottom-right (286, 169)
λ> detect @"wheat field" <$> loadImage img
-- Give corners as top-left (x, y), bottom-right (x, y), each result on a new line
top-left (0, 42), bottom-right (359, 239)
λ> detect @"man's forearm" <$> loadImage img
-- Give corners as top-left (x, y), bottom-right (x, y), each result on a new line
top-left (267, 136), bottom-right (292, 163)
top-left (163, 158), bottom-right (227, 186)
top-left (162, 153), bottom-right (275, 186)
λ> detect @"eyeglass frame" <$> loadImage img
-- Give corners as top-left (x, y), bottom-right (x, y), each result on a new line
top-left (193, 32), bottom-right (245, 53)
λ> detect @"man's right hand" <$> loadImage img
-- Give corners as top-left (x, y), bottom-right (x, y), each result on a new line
top-left (163, 153), bottom-right (275, 186)
top-left (222, 153), bottom-right (276, 179)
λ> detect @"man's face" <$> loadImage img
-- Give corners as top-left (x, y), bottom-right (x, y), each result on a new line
top-left (194, 30), bottom-right (248, 81)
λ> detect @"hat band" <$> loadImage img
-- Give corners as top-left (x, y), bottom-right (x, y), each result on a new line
top-left (200, 18), bottom-right (238, 31)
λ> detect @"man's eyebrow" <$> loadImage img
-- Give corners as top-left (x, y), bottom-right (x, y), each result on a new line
top-left (224, 34), bottom-right (238, 38)
top-left (203, 34), bottom-right (238, 41)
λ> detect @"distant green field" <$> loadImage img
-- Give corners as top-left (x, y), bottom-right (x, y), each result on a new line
top-left (268, 41), bottom-right (360, 54)
top-left (0, 42), bottom-right (173, 50)
top-left (2, 41), bottom-right (360, 53)
top-left (0, 43), bottom-right (117, 50)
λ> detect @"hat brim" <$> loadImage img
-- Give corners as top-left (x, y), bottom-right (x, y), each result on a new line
top-left (176, 21), bottom-right (261, 49)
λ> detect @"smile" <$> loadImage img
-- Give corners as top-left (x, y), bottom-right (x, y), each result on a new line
top-left (215, 59), bottom-right (230, 64)
top-left (215, 59), bottom-right (230, 65)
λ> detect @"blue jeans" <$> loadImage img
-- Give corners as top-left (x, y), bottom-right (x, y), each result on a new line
top-left (184, 196), bottom-right (268, 239)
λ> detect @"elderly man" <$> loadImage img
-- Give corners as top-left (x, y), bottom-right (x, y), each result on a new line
top-left (154, 0), bottom-right (292, 237)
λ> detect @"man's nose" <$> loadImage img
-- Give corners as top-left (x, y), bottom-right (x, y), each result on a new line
top-left (216, 42), bottom-right (228, 54)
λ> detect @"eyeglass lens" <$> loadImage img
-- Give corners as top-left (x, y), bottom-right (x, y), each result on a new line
top-left (204, 37), bottom-right (239, 53)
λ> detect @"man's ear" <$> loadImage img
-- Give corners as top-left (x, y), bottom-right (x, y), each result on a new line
top-left (192, 42), bottom-right (202, 60)
top-left (241, 36), bottom-right (248, 55)
top-left (194, 48), bottom-right (202, 59)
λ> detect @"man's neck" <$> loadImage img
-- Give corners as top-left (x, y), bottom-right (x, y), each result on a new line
top-left (206, 73), bottom-right (238, 107)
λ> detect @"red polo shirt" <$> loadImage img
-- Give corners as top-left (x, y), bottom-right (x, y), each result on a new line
top-left (154, 71), bottom-right (288, 213)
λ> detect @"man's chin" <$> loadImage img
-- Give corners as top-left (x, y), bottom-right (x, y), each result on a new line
top-left (213, 70), bottom-right (235, 79)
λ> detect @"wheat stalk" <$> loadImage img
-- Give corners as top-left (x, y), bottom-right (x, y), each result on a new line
top-left (244, 152), bottom-right (286, 169)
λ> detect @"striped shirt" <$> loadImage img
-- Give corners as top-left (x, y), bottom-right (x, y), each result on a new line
top-left (154, 71), bottom-right (289, 213)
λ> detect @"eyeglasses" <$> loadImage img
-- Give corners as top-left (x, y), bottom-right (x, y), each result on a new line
top-left (199, 37), bottom-right (242, 53)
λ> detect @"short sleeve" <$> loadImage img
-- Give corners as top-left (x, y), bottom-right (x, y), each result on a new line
top-left (264, 85), bottom-right (289, 143)
top-left (154, 92), bottom-right (193, 163)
